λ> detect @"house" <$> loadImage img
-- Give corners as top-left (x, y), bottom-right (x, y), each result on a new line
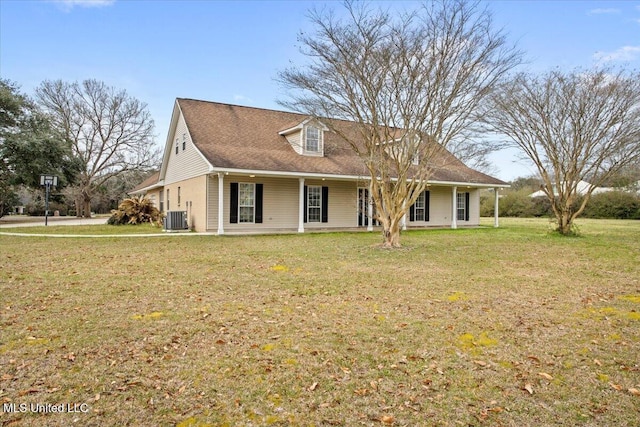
top-left (529, 180), bottom-right (615, 198)
top-left (130, 98), bottom-right (507, 233)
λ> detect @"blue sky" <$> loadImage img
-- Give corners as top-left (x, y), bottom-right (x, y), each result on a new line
top-left (1, 0), bottom-right (639, 181)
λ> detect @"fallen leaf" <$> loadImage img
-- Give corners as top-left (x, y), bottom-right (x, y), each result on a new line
top-left (538, 372), bottom-right (553, 381)
top-left (380, 415), bottom-right (394, 424)
top-left (628, 388), bottom-right (640, 396)
top-left (609, 382), bottom-right (623, 391)
top-left (524, 384), bottom-right (534, 394)
top-left (308, 382), bottom-right (318, 391)
top-left (473, 360), bottom-right (488, 367)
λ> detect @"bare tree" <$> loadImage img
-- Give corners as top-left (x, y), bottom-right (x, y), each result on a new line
top-left (278, 0), bottom-right (521, 247)
top-left (484, 68), bottom-right (640, 235)
top-left (36, 79), bottom-right (159, 217)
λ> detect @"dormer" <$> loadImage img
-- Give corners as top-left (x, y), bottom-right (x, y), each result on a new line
top-left (379, 131), bottom-right (423, 165)
top-left (279, 118), bottom-right (328, 157)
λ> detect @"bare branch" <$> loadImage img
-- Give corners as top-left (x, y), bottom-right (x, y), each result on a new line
top-left (36, 79), bottom-right (160, 217)
top-left (485, 67), bottom-right (640, 234)
top-left (278, 0), bottom-right (522, 246)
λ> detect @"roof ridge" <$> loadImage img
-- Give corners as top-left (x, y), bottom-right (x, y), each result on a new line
top-left (176, 98), bottom-right (360, 126)
top-left (176, 98), bottom-right (306, 116)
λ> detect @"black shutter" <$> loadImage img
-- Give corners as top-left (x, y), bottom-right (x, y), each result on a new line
top-left (465, 192), bottom-right (470, 221)
top-left (321, 186), bottom-right (329, 223)
top-left (409, 203), bottom-right (415, 222)
top-left (255, 184), bottom-right (263, 223)
top-left (425, 191), bottom-right (430, 222)
top-left (303, 185), bottom-right (308, 223)
top-left (230, 182), bottom-right (238, 224)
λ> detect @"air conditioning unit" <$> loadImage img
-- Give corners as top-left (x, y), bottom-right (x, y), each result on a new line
top-left (164, 211), bottom-right (188, 231)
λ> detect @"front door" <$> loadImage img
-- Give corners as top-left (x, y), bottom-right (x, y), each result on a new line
top-left (358, 188), bottom-right (368, 227)
top-left (357, 188), bottom-right (380, 227)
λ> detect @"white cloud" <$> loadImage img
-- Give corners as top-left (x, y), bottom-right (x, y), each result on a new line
top-left (588, 8), bottom-right (620, 15)
top-left (52, 0), bottom-right (115, 11)
top-left (593, 46), bottom-right (640, 62)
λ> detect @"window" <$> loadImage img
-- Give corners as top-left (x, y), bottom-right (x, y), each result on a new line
top-left (175, 139), bottom-right (179, 155)
top-left (414, 191), bottom-right (426, 221)
top-left (166, 189), bottom-right (170, 211)
top-left (182, 133), bottom-right (187, 151)
top-left (307, 186), bottom-right (321, 222)
top-left (230, 183), bottom-right (263, 224)
top-left (177, 187), bottom-right (181, 207)
top-left (305, 126), bottom-right (321, 153)
top-left (457, 192), bottom-right (469, 221)
top-left (238, 183), bottom-right (255, 223)
top-left (409, 190), bottom-right (429, 222)
top-left (159, 191), bottom-right (164, 212)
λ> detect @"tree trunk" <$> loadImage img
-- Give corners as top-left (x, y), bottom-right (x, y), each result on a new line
top-left (75, 197), bottom-right (82, 218)
top-left (82, 197), bottom-right (92, 218)
top-left (556, 210), bottom-right (572, 235)
top-left (381, 218), bottom-right (402, 248)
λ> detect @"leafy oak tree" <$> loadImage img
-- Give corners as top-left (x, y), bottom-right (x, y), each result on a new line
top-left (36, 79), bottom-right (159, 217)
top-left (485, 68), bottom-right (640, 235)
top-left (0, 79), bottom-right (79, 216)
top-left (278, 0), bottom-right (521, 247)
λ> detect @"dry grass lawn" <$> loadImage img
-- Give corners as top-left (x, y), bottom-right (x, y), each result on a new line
top-left (1, 218), bottom-right (639, 426)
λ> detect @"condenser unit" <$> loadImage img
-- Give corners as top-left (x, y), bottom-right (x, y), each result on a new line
top-left (164, 211), bottom-right (188, 231)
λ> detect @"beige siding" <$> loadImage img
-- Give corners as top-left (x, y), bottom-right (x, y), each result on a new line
top-left (467, 189), bottom-right (480, 226)
top-left (162, 175), bottom-right (208, 232)
top-left (146, 189), bottom-right (161, 209)
top-left (304, 180), bottom-right (357, 229)
top-left (284, 131), bottom-right (303, 155)
top-left (428, 187), bottom-right (454, 226)
top-left (164, 113), bottom-right (210, 185)
top-left (205, 175), bottom-right (484, 233)
top-left (207, 176), bottom-right (360, 232)
top-left (222, 176), bottom-right (299, 232)
top-left (207, 175), bottom-right (219, 231)
top-left (407, 187), bottom-right (480, 227)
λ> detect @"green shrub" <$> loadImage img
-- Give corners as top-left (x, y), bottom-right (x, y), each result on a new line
top-left (479, 192), bottom-right (495, 216)
top-left (582, 191), bottom-right (640, 219)
top-left (108, 195), bottom-right (163, 225)
top-left (498, 190), bottom-right (536, 217)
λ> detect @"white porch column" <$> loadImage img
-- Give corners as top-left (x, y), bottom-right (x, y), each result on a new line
top-left (298, 178), bottom-right (305, 233)
top-left (451, 186), bottom-right (458, 229)
top-left (494, 187), bottom-right (500, 228)
top-left (217, 172), bottom-right (225, 235)
top-left (367, 181), bottom-right (374, 231)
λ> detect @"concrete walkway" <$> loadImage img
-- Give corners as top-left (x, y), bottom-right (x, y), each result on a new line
top-left (0, 216), bottom-right (108, 228)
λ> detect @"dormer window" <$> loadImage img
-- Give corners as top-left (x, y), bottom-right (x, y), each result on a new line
top-left (279, 119), bottom-right (326, 156)
top-left (305, 126), bottom-right (321, 153)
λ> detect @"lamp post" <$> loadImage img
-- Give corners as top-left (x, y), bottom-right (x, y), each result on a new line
top-left (40, 175), bottom-right (58, 226)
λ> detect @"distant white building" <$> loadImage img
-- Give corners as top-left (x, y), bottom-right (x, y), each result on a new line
top-left (529, 180), bottom-right (615, 198)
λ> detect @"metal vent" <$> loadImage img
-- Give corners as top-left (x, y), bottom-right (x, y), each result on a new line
top-left (164, 211), bottom-right (188, 230)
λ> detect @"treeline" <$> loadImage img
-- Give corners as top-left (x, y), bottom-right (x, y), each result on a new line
top-left (481, 189), bottom-right (640, 220)
top-left (0, 79), bottom-right (159, 218)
